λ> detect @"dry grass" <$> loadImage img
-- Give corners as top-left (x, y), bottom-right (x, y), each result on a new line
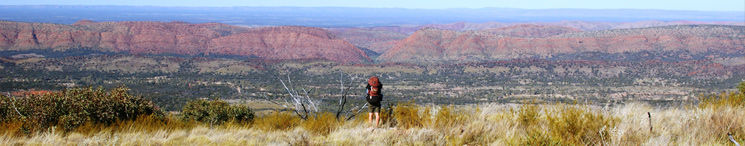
top-left (301, 112), bottom-right (338, 135)
top-left (393, 101), bottom-right (430, 129)
top-left (252, 111), bottom-right (301, 131)
top-left (2, 99), bottom-right (744, 145)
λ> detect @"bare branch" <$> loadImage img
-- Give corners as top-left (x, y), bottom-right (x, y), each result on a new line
top-left (299, 100), bottom-right (309, 119)
top-left (730, 132), bottom-right (741, 146)
top-left (287, 74), bottom-right (298, 96)
top-left (10, 97), bottom-right (24, 118)
top-left (293, 108), bottom-right (305, 120)
top-left (346, 103), bottom-right (368, 121)
top-left (280, 79), bottom-right (294, 97)
top-left (339, 72), bottom-right (344, 105)
top-left (262, 95), bottom-right (288, 109)
top-left (301, 88), bottom-right (318, 112)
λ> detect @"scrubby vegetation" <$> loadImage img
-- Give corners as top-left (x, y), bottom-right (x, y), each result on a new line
top-left (0, 86), bottom-right (162, 134)
top-left (180, 99), bottom-right (255, 125)
top-left (0, 84), bottom-right (744, 145)
top-left (3, 53), bottom-right (744, 112)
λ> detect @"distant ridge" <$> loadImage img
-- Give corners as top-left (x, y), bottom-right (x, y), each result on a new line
top-left (378, 25), bottom-right (745, 64)
top-left (361, 20), bottom-right (745, 34)
top-left (0, 20), bottom-right (372, 63)
top-left (330, 21), bottom-right (745, 54)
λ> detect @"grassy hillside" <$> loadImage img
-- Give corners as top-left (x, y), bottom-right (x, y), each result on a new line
top-left (1, 84), bottom-right (743, 145)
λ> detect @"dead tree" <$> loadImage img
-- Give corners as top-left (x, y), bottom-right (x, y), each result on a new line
top-left (335, 72), bottom-right (354, 119)
top-left (271, 73), bottom-right (367, 121)
top-left (278, 74), bottom-right (318, 120)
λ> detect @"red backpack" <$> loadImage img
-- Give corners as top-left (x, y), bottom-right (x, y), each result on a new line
top-left (368, 76), bottom-right (381, 96)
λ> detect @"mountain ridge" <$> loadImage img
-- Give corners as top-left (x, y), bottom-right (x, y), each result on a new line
top-left (0, 20), bottom-right (372, 63)
top-left (378, 25), bottom-right (745, 64)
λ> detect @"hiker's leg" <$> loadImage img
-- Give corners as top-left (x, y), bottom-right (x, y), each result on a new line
top-left (368, 112), bottom-right (373, 126)
top-left (374, 112), bottom-right (380, 127)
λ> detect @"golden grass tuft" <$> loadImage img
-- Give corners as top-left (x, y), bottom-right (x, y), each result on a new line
top-left (699, 91), bottom-right (745, 109)
top-left (431, 105), bottom-right (470, 129)
top-left (302, 112), bottom-right (339, 135)
top-left (507, 102), bottom-right (619, 145)
top-left (516, 102), bottom-right (540, 128)
top-left (392, 101), bottom-right (429, 129)
top-left (0, 121), bottom-right (25, 138)
top-left (253, 111), bottom-right (301, 131)
top-left (545, 104), bottom-right (618, 145)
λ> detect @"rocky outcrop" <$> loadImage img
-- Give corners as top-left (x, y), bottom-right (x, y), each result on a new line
top-left (0, 20), bottom-right (371, 63)
top-left (209, 26), bottom-right (371, 62)
top-left (378, 25), bottom-right (745, 64)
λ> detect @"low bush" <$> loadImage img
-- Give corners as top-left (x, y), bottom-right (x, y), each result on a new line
top-left (302, 112), bottom-right (338, 135)
top-left (699, 92), bottom-right (745, 109)
top-left (392, 101), bottom-right (429, 129)
top-left (0, 86), bottom-right (162, 133)
top-left (511, 103), bottom-right (562, 145)
top-left (432, 105), bottom-right (469, 129)
top-left (254, 111), bottom-right (301, 131)
top-left (516, 102), bottom-right (540, 128)
top-left (180, 99), bottom-right (255, 125)
top-left (546, 104), bottom-right (618, 145)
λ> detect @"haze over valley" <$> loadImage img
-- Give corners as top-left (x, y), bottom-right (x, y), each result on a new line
top-left (2, 2), bottom-right (745, 144)
top-left (1, 6), bottom-right (744, 110)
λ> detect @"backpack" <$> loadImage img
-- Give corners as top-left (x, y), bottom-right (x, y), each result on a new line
top-left (368, 76), bottom-right (381, 96)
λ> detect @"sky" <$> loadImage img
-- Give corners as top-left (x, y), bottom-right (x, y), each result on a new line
top-left (1, 0), bottom-right (744, 12)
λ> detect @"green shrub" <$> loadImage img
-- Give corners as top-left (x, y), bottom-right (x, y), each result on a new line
top-left (0, 86), bottom-right (162, 133)
top-left (180, 99), bottom-right (255, 125)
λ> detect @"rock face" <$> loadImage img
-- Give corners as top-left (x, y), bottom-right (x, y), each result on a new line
top-left (379, 25), bottom-right (745, 64)
top-left (0, 20), bottom-right (371, 63)
top-left (333, 21), bottom-right (745, 57)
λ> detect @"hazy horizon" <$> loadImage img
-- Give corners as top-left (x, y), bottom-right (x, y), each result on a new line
top-left (1, 0), bottom-right (743, 12)
top-left (1, 5), bottom-right (742, 27)
top-left (3, 5), bottom-right (745, 12)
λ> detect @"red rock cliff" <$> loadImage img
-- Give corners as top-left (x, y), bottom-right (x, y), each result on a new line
top-left (379, 25), bottom-right (745, 63)
top-left (0, 20), bottom-right (371, 63)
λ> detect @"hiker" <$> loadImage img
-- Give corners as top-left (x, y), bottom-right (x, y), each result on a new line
top-left (366, 76), bottom-right (383, 128)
